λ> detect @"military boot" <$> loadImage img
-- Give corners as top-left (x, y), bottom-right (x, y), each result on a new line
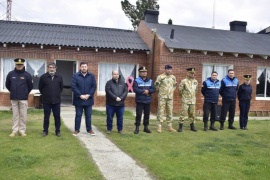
top-left (177, 124), bottom-right (183, 132)
top-left (157, 125), bottom-right (162, 133)
top-left (220, 121), bottom-right (224, 130)
top-left (203, 122), bottom-right (208, 131)
top-left (134, 126), bottom-right (139, 134)
top-left (190, 123), bottom-right (197, 132)
top-left (143, 126), bottom-right (151, 133)
top-left (168, 126), bottom-right (176, 132)
top-left (228, 122), bottom-right (237, 130)
top-left (209, 122), bottom-right (218, 131)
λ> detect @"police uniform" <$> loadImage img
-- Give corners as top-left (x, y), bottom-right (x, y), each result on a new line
top-left (133, 66), bottom-right (155, 134)
top-left (178, 68), bottom-right (198, 132)
top-left (219, 73), bottom-right (239, 130)
top-left (201, 73), bottom-right (220, 131)
top-left (155, 65), bottom-right (177, 132)
top-left (5, 58), bottom-right (33, 137)
top-left (237, 75), bottom-right (252, 130)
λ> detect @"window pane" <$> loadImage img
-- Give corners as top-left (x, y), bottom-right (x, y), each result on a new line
top-left (202, 65), bottom-right (213, 81)
top-left (215, 65), bottom-right (228, 80)
top-left (99, 63), bottom-right (118, 91)
top-left (26, 60), bottom-right (46, 89)
top-left (2, 58), bottom-right (14, 90)
top-left (98, 63), bottom-right (137, 92)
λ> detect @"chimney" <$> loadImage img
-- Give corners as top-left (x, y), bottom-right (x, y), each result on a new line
top-left (229, 21), bottom-right (247, 32)
top-left (144, 9), bottom-right (159, 23)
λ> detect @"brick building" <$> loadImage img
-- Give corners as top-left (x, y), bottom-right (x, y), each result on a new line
top-left (138, 10), bottom-right (270, 115)
top-left (1, 10), bottom-right (270, 115)
top-left (0, 20), bottom-right (149, 108)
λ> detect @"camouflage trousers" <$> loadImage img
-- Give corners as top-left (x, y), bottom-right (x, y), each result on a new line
top-left (157, 97), bottom-right (173, 126)
top-left (179, 103), bottom-right (195, 124)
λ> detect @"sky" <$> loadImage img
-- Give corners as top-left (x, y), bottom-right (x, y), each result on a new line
top-left (0, 0), bottom-right (269, 32)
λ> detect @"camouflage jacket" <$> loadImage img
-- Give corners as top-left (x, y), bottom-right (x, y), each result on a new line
top-left (179, 77), bottom-right (198, 104)
top-left (155, 72), bottom-right (177, 99)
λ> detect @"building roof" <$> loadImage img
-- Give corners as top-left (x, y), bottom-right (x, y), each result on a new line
top-left (0, 20), bottom-right (149, 51)
top-left (144, 21), bottom-right (270, 56)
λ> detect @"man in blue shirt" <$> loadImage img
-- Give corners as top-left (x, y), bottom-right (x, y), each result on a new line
top-left (201, 71), bottom-right (220, 131)
top-left (219, 69), bottom-right (239, 130)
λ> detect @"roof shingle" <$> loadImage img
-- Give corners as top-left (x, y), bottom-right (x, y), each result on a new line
top-left (0, 20), bottom-right (149, 51)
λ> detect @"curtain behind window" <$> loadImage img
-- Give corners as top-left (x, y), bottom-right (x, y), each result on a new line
top-left (99, 64), bottom-right (118, 91)
top-left (2, 58), bottom-right (14, 90)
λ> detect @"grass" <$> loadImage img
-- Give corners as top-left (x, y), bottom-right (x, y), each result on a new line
top-left (1, 109), bottom-right (269, 180)
top-left (0, 109), bottom-right (104, 180)
top-left (92, 110), bottom-right (270, 180)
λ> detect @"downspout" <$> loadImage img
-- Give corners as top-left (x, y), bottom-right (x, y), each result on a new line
top-left (151, 29), bottom-right (157, 79)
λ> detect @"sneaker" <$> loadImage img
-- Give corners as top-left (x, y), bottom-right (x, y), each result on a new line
top-left (20, 132), bottom-right (27, 137)
top-left (106, 130), bottom-right (111, 134)
top-left (9, 132), bottom-right (17, 137)
top-left (118, 130), bottom-right (123, 134)
top-left (88, 130), bottom-right (96, 136)
top-left (72, 130), bottom-right (79, 136)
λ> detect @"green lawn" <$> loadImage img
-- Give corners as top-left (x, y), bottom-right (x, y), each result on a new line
top-left (0, 109), bottom-right (104, 180)
top-left (1, 109), bottom-right (269, 180)
top-left (93, 110), bottom-right (270, 180)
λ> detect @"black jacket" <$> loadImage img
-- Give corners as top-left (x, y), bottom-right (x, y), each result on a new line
top-left (133, 77), bottom-right (155, 104)
top-left (237, 83), bottom-right (252, 101)
top-left (105, 77), bottom-right (128, 106)
top-left (5, 67), bottom-right (33, 100)
top-left (39, 72), bottom-right (63, 104)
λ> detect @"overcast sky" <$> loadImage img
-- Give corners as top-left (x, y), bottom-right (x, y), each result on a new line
top-left (0, 0), bottom-right (269, 32)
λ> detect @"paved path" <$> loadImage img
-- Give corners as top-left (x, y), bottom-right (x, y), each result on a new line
top-left (61, 106), bottom-right (153, 180)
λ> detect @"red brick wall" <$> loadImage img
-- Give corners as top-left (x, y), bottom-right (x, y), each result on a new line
top-left (0, 44), bottom-right (148, 107)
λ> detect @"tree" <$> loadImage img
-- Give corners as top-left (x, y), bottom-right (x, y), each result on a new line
top-left (168, 18), bottom-right (173, 25)
top-left (121, 0), bottom-right (159, 30)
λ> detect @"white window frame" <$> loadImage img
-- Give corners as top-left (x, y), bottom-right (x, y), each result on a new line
top-left (202, 63), bottom-right (233, 82)
top-left (97, 63), bottom-right (138, 96)
top-left (1, 57), bottom-right (46, 93)
top-left (256, 67), bottom-right (270, 100)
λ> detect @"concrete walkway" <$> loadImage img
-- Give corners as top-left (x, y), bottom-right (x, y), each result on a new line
top-left (61, 106), bottom-right (153, 180)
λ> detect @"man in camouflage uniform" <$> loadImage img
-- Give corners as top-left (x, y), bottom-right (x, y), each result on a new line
top-left (178, 68), bottom-right (198, 132)
top-left (155, 65), bottom-right (177, 133)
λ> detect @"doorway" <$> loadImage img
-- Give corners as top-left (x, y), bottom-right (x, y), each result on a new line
top-left (56, 60), bottom-right (77, 105)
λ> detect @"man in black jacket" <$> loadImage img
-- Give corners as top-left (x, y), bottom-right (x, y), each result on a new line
top-left (105, 70), bottom-right (128, 134)
top-left (133, 66), bottom-right (155, 134)
top-left (39, 62), bottom-right (63, 137)
top-left (6, 58), bottom-right (33, 137)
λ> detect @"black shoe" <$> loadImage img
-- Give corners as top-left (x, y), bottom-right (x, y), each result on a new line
top-left (203, 123), bottom-right (208, 131)
top-left (143, 126), bottom-right (151, 133)
top-left (178, 124), bottom-right (183, 132)
top-left (228, 124), bottom-right (237, 130)
top-left (209, 123), bottom-right (218, 131)
top-left (42, 132), bottom-right (48, 137)
top-left (56, 132), bottom-right (61, 137)
top-left (134, 126), bottom-right (139, 134)
top-left (220, 122), bottom-right (224, 130)
top-left (190, 123), bottom-right (197, 132)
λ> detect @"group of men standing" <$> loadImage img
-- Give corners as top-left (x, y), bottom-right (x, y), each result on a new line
top-left (5, 58), bottom-right (252, 137)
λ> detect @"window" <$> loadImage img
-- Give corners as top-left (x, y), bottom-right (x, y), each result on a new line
top-left (1, 58), bottom-right (46, 91)
top-left (98, 63), bottom-right (137, 93)
top-left (202, 64), bottom-right (233, 82)
top-left (256, 68), bottom-right (270, 99)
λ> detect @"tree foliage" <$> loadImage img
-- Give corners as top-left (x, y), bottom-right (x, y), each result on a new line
top-left (121, 0), bottom-right (159, 30)
top-left (168, 18), bottom-right (173, 25)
